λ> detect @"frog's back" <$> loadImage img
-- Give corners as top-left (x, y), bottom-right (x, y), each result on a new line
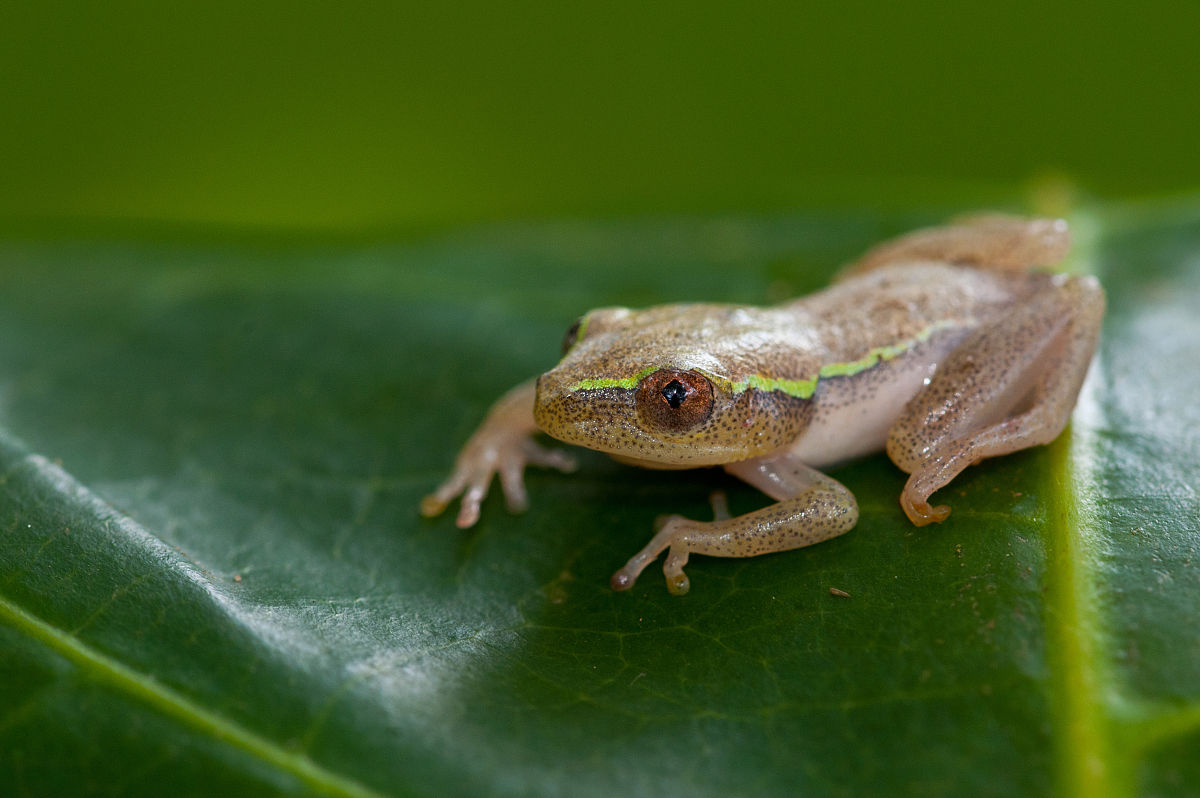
top-left (783, 261), bottom-right (1045, 363)
top-left (779, 263), bottom-right (1046, 467)
top-left (836, 215), bottom-right (1070, 280)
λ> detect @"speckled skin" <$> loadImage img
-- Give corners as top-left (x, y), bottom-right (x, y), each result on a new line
top-left (422, 216), bottom-right (1105, 595)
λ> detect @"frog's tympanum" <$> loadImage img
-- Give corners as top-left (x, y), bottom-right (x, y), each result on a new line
top-left (422, 216), bottom-right (1105, 595)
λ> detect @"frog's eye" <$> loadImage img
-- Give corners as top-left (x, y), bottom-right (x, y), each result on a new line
top-left (561, 317), bottom-right (584, 354)
top-left (636, 369), bottom-right (714, 432)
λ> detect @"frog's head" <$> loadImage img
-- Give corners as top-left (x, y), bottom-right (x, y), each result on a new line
top-left (534, 305), bottom-right (813, 467)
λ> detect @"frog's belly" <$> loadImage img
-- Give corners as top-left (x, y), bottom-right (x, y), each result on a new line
top-left (786, 336), bottom-right (963, 468)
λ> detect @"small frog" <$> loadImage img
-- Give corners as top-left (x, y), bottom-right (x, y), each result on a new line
top-left (422, 216), bottom-right (1104, 595)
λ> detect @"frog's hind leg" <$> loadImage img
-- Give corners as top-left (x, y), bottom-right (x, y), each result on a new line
top-left (840, 215), bottom-right (1071, 280)
top-left (610, 452), bottom-right (858, 595)
top-left (886, 274), bottom-right (1105, 525)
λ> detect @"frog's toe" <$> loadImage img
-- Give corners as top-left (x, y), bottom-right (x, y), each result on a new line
top-left (521, 440), bottom-right (578, 473)
top-left (666, 572), bottom-right (690, 596)
top-left (420, 471), bottom-right (469, 519)
top-left (612, 520), bottom-right (682, 591)
top-left (611, 558), bottom-right (653, 591)
top-left (900, 492), bottom-right (951, 526)
top-left (707, 490), bottom-right (731, 521)
top-left (498, 461), bottom-right (530, 514)
top-left (663, 547), bottom-right (691, 595)
top-left (610, 569), bottom-right (636, 591)
top-left (419, 493), bottom-right (448, 518)
top-left (455, 481), bottom-right (490, 528)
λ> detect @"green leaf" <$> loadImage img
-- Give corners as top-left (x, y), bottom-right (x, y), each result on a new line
top-left (1, 204), bottom-right (1198, 797)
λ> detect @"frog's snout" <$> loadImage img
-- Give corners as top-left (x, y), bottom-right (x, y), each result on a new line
top-left (533, 371), bottom-right (639, 453)
top-left (532, 373), bottom-right (586, 437)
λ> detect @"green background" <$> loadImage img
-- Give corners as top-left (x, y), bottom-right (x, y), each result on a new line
top-left (3, 3), bottom-right (1200, 798)
top-left (3, 1), bottom-right (1199, 231)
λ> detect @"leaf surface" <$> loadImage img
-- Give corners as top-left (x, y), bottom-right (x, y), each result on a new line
top-left (1, 205), bottom-right (1198, 796)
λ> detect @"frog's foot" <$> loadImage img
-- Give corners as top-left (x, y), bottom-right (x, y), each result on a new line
top-left (899, 490), bottom-right (951, 527)
top-left (612, 492), bottom-right (728, 595)
top-left (611, 516), bottom-right (702, 596)
top-left (422, 437), bottom-right (576, 528)
top-left (422, 379), bottom-right (576, 527)
top-left (611, 473), bottom-right (856, 595)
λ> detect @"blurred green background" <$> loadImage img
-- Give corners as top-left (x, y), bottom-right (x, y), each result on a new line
top-left (3, 1), bottom-right (1198, 233)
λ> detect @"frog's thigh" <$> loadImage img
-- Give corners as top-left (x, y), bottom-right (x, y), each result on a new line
top-left (844, 215), bottom-right (1070, 278)
top-left (611, 452), bottom-right (858, 595)
top-left (887, 275), bottom-right (1104, 524)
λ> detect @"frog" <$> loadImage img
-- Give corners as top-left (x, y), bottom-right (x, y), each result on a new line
top-left (421, 215), bottom-right (1105, 595)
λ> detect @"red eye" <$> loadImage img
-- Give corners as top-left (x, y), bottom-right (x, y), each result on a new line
top-left (636, 369), bottom-right (714, 432)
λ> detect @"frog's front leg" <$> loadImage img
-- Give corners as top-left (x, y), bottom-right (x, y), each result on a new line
top-left (611, 451), bottom-right (858, 595)
top-left (421, 379), bottom-right (577, 528)
top-left (887, 274), bottom-right (1105, 524)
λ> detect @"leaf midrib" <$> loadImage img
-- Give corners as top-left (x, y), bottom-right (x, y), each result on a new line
top-left (1046, 429), bottom-right (1111, 796)
top-left (1044, 206), bottom-right (1200, 798)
